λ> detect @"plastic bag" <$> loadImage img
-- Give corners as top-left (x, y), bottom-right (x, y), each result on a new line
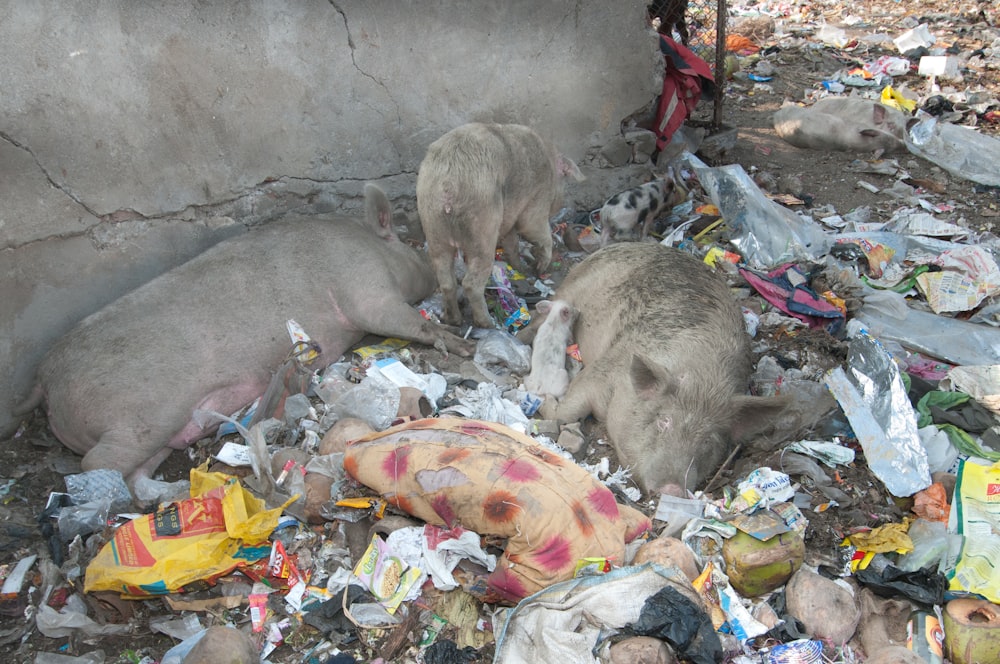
top-left (898, 518), bottom-right (949, 573)
top-left (84, 469), bottom-right (293, 596)
top-left (332, 372), bottom-right (400, 431)
top-left (629, 584), bottom-right (722, 664)
top-left (854, 555), bottom-right (947, 606)
top-left (473, 329), bottom-right (532, 375)
top-left (855, 296), bottom-right (1000, 367)
top-left (906, 115), bottom-right (1000, 187)
top-left (946, 459), bottom-right (1000, 602)
top-left (683, 152), bottom-right (829, 268)
top-left (64, 469), bottom-right (132, 514)
top-left (57, 497), bottom-right (112, 542)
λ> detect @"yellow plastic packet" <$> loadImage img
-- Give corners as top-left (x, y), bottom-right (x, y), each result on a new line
top-left (353, 338), bottom-right (410, 362)
top-left (84, 469), bottom-right (294, 597)
top-left (846, 519), bottom-right (914, 555)
top-left (880, 86), bottom-right (917, 113)
top-left (947, 459), bottom-right (1000, 602)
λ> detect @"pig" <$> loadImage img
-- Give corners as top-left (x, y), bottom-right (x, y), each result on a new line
top-left (598, 171), bottom-right (685, 246)
top-left (15, 184), bottom-right (474, 493)
top-left (416, 122), bottom-right (584, 330)
top-left (772, 97), bottom-right (911, 155)
top-left (536, 242), bottom-right (787, 494)
top-left (524, 299), bottom-right (578, 399)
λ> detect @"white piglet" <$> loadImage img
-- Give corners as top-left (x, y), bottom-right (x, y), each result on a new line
top-left (524, 299), bottom-right (578, 399)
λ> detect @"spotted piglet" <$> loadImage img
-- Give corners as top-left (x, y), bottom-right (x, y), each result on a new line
top-left (598, 172), bottom-right (683, 246)
top-left (524, 299), bottom-right (578, 400)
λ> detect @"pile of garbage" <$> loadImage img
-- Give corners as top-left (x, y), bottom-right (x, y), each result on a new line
top-left (4, 3), bottom-right (1000, 664)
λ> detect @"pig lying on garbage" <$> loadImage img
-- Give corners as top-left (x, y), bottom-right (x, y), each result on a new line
top-left (535, 242), bottom-right (788, 494)
top-left (416, 122), bottom-right (584, 329)
top-left (772, 97), bottom-right (911, 155)
top-left (16, 184), bottom-right (473, 495)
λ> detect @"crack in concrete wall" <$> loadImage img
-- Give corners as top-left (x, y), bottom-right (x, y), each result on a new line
top-left (329, 1), bottom-right (402, 127)
top-left (0, 131), bottom-right (101, 219)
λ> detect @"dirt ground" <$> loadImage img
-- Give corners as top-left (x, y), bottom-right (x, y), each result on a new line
top-left (3, 2), bottom-right (999, 663)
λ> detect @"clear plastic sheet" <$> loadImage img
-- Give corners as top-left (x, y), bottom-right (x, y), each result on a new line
top-left (683, 152), bottom-right (829, 268)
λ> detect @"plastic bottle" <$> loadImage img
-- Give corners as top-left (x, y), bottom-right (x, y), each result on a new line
top-left (907, 609), bottom-right (944, 663)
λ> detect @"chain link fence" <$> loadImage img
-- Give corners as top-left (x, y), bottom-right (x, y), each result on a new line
top-left (648, 0), bottom-right (728, 129)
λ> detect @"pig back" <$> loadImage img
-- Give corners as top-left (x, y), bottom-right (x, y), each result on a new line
top-left (556, 243), bottom-right (751, 379)
top-left (38, 214), bottom-right (436, 457)
top-left (416, 123), bottom-right (562, 234)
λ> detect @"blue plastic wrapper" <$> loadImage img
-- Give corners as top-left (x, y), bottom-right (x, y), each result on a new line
top-left (767, 639), bottom-right (823, 663)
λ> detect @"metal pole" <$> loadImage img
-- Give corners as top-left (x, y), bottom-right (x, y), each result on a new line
top-left (713, 0), bottom-right (727, 131)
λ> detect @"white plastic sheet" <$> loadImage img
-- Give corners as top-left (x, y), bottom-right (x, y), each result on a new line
top-left (492, 564), bottom-right (694, 664)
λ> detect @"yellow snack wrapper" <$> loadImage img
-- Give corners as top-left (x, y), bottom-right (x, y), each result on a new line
top-left (84, 469), bottom-right (294, 597)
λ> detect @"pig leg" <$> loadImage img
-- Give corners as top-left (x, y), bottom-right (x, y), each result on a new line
top-left (516, 205), bottom-right (554, 275)
top-left (81, 430), bottom-right (165, 483)
top-left (462, 249), bottom-right (498, 329)
top-left (499, 231), bottom-right (529, 275)
top-left (543, 362), bottom-right (611, 423)
top-left (352, 299), bottom-right (476, 357)
top-left (430, 249), bottom-right (463, 327)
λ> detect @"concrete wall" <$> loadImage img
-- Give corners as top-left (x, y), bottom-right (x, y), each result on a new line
top-left (2, 0), bottom-right (663, 436)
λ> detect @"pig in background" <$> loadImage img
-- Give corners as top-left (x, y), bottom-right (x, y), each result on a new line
top-left (523, 299), bottom-right (578, 400)
top-left (532, 242), bottom-right (788, 494)
top-left (597, 168), bottom-right (687, 246)
top-left (15, 184), bottom-right (473, 499)
top-left (416, 122), bottom-right (584, 330)
top-left (772, 96), bottom-right (912, 155)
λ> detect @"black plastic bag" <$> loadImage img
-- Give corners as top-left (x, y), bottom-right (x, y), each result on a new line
top-left (423, 639), bottom-right (480, 664)
top-left (627, 585), bottom-right (722, 664)
top-left (855, 562), bottom-right (946, 607)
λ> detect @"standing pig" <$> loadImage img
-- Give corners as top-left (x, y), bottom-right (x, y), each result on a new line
top-left (772, 97), bottom-right (911, 155)
top-left (524, 299), bottom-right (578, 399)
top-left (540, 243), bottom-right (787, 494)
top-left (15, 184), bottom-right (473, 493)
top-left (416, 122), bottom-right (584, 329)
top-left (598, 171), bottom-right (684, 246)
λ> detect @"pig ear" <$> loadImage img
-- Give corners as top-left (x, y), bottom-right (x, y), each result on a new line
top-left (559, 304), bottom-right (577, 322)
top-left (728, 394), bottom-right (792, 442)
top-left (872, 103), bottom-right (886, 123)
top-left (629, 354), bottom-right (677, 399)
top-left (557, 154), bottom-right (586, 182)
top-left (536, 300), bottom-right (553, 315)
top-left (364, 183), bottom-right (395, 240)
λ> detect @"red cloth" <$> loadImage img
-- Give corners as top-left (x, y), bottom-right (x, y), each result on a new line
top-left (654, 36), bottom-right (715, 151)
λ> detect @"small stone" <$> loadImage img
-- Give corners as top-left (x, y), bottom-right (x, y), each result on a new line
top-left (182, 626), bottom-right (258, 664)
top-left (608, 636), bottom-right (677, 664)
top-left (556, 422), bottom-right (585, 454)
top-left (600, 136), bottom-right (633, 167)
top-left (319, 417), bottom-right (374, 456)
top-left (631, 537), bottom-right (700, 581)
top-left (785, 567), bottom-right (860, 645)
